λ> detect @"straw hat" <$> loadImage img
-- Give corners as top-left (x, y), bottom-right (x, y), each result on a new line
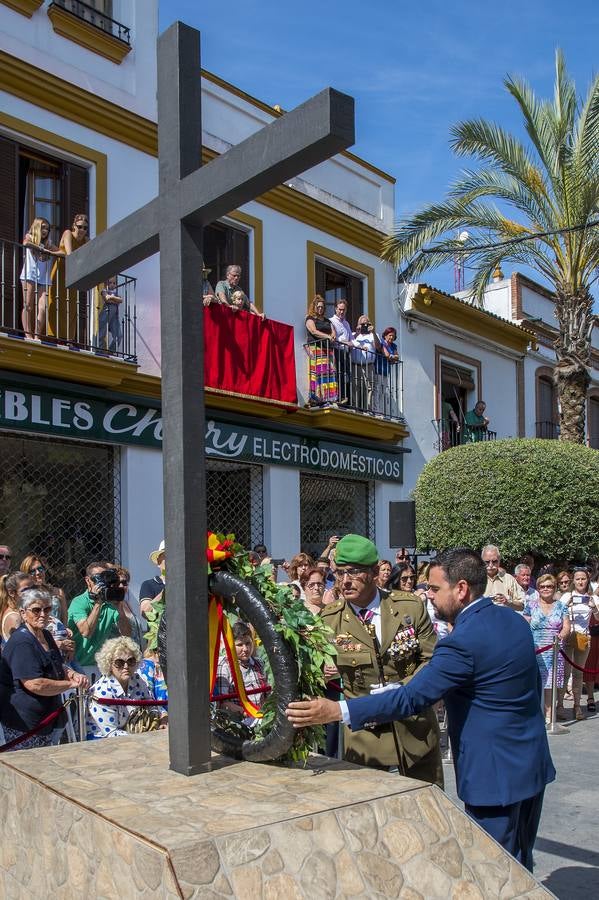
top-left (149, 539), bottom-right (165, 565)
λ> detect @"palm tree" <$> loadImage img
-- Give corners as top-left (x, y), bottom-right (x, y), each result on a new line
top-left (383, 51), bottom-right (599, 443)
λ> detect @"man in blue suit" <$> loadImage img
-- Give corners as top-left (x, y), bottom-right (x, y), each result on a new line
top-left (286, 547), bottom-right (555, 871)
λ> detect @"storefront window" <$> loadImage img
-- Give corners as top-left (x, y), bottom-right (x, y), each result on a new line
top-left (206, 460), bottom-right (263, 549)
top-left (0, 433), bottom-right (120, 599)
top-left (300, 473), bottom-right (375, 559)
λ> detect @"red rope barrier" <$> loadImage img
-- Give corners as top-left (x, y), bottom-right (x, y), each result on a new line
top-left (559, 648), bottom-right (599, 675)
top-left (535, 644), bottom-right (553, 655)
top-left (0, 700), bottom-right (70, 752)
top-left (90, 684), bottom-right (272, 708)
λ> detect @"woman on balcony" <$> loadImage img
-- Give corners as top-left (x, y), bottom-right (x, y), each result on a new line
top-left (20, 217), bottom-right (62, 341)
top-left (47, 214), bottom-right (89, 345)
top-left (305, 295), bottom-right (338, 407)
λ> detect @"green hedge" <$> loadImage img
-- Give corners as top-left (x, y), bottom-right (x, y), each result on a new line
top-left (414, 439), bottom-right (599, 562)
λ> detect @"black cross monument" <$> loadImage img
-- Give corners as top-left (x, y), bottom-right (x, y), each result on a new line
top-left (66, 21), bottom-right (355, 775)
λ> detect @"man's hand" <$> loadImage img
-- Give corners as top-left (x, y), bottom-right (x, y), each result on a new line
top-left (285, 698), bottom-right (342, 727)
top-left (494, 593), bottom-right (508, 605)
top-left (323, 663), bottom-right (339, 679)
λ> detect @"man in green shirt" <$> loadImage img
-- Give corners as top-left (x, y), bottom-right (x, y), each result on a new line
top-left (462, 400), bottom-right (490, 443)
top-left (68, 560), bottom-right (132, 676)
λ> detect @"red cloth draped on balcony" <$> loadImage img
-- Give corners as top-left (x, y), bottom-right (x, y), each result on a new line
top-left (204, 304), bottom-right (297, 406)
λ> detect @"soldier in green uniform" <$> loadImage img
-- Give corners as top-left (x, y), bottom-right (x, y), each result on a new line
top-left (322, 534), bottom-right (443, 787)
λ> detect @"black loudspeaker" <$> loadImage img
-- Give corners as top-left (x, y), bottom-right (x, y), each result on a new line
top-left (389, 501), bottom-right (416, 548)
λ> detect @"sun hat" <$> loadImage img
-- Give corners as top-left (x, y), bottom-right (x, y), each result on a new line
top-left (149, 540), bottom-right (165, 565)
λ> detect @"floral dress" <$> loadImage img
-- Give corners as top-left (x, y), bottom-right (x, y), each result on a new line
top-left (524, 598), bottom-right (567, 689)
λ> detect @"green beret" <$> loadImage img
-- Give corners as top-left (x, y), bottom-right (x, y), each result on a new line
top-left (335, 534), bottom-right (378, 567)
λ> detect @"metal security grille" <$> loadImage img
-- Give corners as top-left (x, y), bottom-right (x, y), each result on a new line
top-left (0, 432), bottom-right (120, 599)
top-left (300, 473), bottom-right (375, 558)
top-left (206, 461), bottom-right (263, 549)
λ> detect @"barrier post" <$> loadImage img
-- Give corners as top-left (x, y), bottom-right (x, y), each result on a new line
top-left (77, 687), bottom-right (87, 743)
top-left (547, 635), bottom-right (569, 736)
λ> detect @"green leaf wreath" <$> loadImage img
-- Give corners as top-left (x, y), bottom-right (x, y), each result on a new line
top-left (146, 534), bottom-right (337, 762)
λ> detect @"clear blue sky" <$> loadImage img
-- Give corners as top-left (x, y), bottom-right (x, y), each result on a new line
top-left (160, 1), bottom-right (598, 296)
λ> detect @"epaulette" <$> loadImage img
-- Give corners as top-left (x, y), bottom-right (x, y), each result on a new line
top-left (389, 590), bottom-right (422, 604)
top-left (321, 601), bottom-right (343, 616)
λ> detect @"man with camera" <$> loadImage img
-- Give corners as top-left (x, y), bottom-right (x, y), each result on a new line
top-left (68, 561), bottom-right (132, 679)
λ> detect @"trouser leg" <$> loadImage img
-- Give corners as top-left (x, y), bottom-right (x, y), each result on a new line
top-left (464, 801), bottom-right (520, 859)
top-left (516, 789), bottom-right (545, 872)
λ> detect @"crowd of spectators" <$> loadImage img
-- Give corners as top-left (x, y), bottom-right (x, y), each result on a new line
top-left (305, 295), bottom-right (399, 414)
top-left (0, 533), bottom-right (597, 753)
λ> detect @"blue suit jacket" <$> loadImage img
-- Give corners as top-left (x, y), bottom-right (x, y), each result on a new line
top-left (346, 596), bottom-right (555, 806)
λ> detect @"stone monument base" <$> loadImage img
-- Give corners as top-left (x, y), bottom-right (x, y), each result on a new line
top-left (0, 732), bottom-right (551, 898)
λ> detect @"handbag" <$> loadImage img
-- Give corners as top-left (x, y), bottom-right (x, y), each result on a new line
top-left (574, 631), bottom-right (590, 652)
top-left (125, 707), bottom-right (161, 733)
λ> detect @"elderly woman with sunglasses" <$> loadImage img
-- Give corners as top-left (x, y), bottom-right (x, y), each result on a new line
top-left (0, 588), bottom-right (88, 750)
top-left (86, 636), bottom-right (167, 739)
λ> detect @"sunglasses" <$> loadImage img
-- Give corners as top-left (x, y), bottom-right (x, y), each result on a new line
top-left (118, 580), bottom-right (129, 587)
top-left (0, 554), bottom-right (11, 560)
top-left (113, 657), bottom-right (137, 669)
top-left (306, 582), bottom-right (324, 590)
top-left (400, 575), bottom-right (415, 582)
top-left (26, 605), bottom-right (52, 615)
top-left (30, 566), bottom-right (46, 575)
top-left (76, 224), bottom-right (88, 231)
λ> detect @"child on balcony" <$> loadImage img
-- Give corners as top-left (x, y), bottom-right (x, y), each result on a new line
top-left (97, 276), bottom-right (123, 353)
top-left (231, 289), bottom-right (265, 319)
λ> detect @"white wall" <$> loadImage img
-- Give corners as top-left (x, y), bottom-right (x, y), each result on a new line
top-left (201, 81), bottom-right (394, 232)
top-left (263, 466), bottom-right (300, 561)
top-left (0, 0), bottom-right (158, 121)
top-left (400, 318), bottom-right (521, 497)
top-left (120, 444), bottom-right (163, 608)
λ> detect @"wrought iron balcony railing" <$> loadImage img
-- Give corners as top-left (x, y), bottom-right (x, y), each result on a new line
top-left (0, 237), bottom-right (137, 362)
top-left (49, 0), bottom-right (131, 45)
top-left (433, 418), bottom-right (497, 451)
top-left (536, 420), bottom-right (560, 439)
top-left (303, 338), bottom-right (402, 420)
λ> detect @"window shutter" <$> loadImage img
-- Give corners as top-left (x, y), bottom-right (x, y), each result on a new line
top-left (63, 163), bottom-right (89, 232)
top-left (440, 362), bottom-right (475, 391)
top-left (0, 136), bottom-right (18, 243)
top-left (0, 136), bottom-right (19, 330)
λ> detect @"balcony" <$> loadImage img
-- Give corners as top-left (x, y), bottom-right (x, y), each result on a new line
top-left (303, 338), bottom-right (402, 421)
top-left (1, 237), bottom-right (137, 362)
top-left (433, 418), bottom-right (497, 451)
top-left (536, 420), bottom-right (560, 439)
top-left (47, 0), bottom-right (131, 63)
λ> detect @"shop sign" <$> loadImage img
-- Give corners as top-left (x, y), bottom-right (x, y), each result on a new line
top-left (0, 382), bottom-right (403, 482)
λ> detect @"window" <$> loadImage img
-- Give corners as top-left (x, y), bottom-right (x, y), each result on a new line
top-left (206, 460), bottom-right (263, 549)
top-left (204, 221), bottom-right (250, 297)
top-left (300, 473), bottom-right (375, 558)
top-left (535, 371), bottom-right (558, 438)
top-left (0, 432), bottom-right (120, 600)
top-left (0, 135), bottom-right (89, 330)
top-left (315, 259), bottom-right (364, 325)
top-left (589, 397), bottom-right (599, 449)
top-left (434, 348), bottom-right (481, 450)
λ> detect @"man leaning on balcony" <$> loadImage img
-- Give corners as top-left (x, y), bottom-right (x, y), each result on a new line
top-left (482, 545), bottom-right (525, 611)
top-left (215, 264), bottom-right (243, 305)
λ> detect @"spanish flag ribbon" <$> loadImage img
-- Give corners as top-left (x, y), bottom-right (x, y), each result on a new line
top-left (206, 532), bottom-right (235, 565)
top-left (208, 595), bottom-right (263, 719)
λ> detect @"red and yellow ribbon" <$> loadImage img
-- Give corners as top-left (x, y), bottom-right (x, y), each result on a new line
top-left (206, 532), bottom-right (234, 565)
top-left (208, 596), bottom-right (263, 719)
